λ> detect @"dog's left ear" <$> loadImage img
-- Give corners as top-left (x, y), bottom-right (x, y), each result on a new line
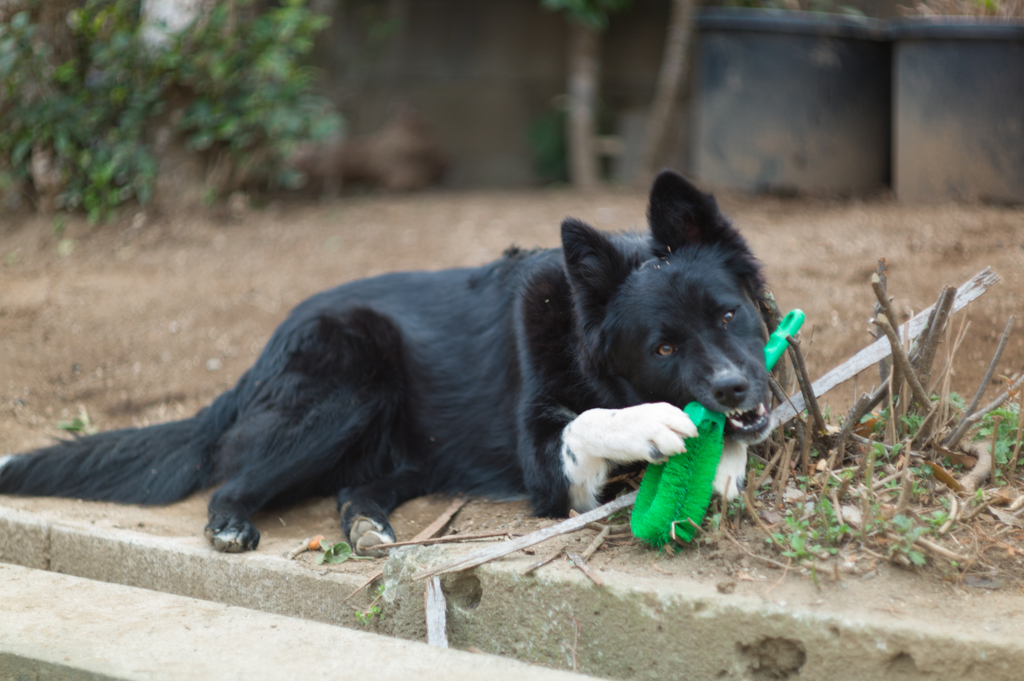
top-left (561, 217), bottom-right (634, 324)
top-left (647, 169), bottom-right (765, 294)
top-left (646, 169), bottom-right (741, 254)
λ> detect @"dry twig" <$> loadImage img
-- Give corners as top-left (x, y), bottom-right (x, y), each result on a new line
top-left (566, 552), bottom-right (604, 586)
top-left (372, 530), bottom-right (511, 550)
top-left (874, 313), bottom-right (932, 411)
top-left (786, 335), bottom-right (828, 441)
top-left (945, 370), bottom-right (1024, 449)
top-left (414, 492), bottom-right (637, 580)
top-left (912, 285), bottom-right (956, 389)
top-left (772, 268), bottom-right (1000, 425)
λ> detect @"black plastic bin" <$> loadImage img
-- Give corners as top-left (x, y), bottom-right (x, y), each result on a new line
top-left (891, 19), bottom-right (1024, 204)
top-left (691, 9), bottom-right (891, 195)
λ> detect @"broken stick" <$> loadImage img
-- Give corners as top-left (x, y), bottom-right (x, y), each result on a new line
top-left (412, 491), bottom-right (637, 581)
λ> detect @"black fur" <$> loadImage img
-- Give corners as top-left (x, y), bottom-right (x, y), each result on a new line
top-left (0, 170), bottom-right (767, 552)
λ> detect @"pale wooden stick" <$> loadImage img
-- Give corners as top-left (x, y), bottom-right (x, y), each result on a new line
top-left (413, 492), bottom-right (637, 581)
top-left (425, 577), bottom-right (448, 648)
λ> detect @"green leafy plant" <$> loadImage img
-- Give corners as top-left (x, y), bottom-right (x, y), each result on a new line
top-left (886, 515), bottom-right (927, 566)
top-left (769, 497), bottom-right (848, 562)
top-left (540, 0), bottom-right (632, 29)
top-left (0, 2), bottom-right (163, 223)
top-left (973, 402), bottom-right (1020, 465)
top-left (314, 540), bottom-right (373, 565)
top-left (355, 584), bottom-right (386, 626)
top-left (0, 0), bottom-right (340, 222)
top-left (164, 0), bottom-right (341, 193)
top-left (58, 406), bottom-right (99, 435)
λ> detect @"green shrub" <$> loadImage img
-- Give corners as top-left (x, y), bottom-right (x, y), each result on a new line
top-left (0, 0), bottom-right (340, 223)
top-left (0, 2), bottom-right (163, 222)
top-left (164, 0), bottom-right (340, 193)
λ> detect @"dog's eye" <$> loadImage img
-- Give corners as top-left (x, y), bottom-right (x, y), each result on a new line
top-left (657, 344), bottom-right (675, 356)
top-left (723, 310), bottom-right (736, 325)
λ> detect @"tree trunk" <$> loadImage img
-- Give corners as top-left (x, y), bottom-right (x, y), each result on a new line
top-left (567, 20), bottom-right (600, 190)
top-left (635, 0), bottom-right (694, 185)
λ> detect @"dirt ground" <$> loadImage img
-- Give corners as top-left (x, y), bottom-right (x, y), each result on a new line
top-left (2, 187), bottom-right (1023, 623)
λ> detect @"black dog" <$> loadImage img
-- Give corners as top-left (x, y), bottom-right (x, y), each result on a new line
top-left (0, 170), bottom-right (770, 555)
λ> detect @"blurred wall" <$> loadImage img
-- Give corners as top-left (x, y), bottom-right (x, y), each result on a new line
top-left (312, 0), bottom-right (904, 188)
top-left (315, 0), bottom-right (676, 187)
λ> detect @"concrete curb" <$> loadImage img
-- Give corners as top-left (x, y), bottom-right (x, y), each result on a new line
top-left (0, 563), bottom-right (596, 681)
top-left (0, 506), bottom-right (369, 627)
top-left (2, 506), bottom-right (1023, 680)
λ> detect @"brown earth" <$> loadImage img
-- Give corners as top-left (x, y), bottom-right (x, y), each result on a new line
top-left (1, 188), bottom-right (1023, 623)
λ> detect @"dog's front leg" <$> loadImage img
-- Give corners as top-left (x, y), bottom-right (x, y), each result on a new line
top-left (712, 438), bottom-right (749, 502)
top-left (560, 402), bottom-right (697, 512)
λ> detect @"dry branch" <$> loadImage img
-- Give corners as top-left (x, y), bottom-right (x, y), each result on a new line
top-left (567, 551), bottom-right (604, 586)
top-left (772, 268), bottom-right (1000, 425)
top-left (373, 530), bottom-right (510, 550)
top-left (787, 336), bottom-right (828, 439)
top-left (913, 285), bottom-right (956, 389)
top-left (959, 444), bottom-right (992, 495)
top-left (581, 525), bottom-right (611, 560)
top-left (829, 385), bottom-right (888, 471)
top-left (519, 546), bottom-right (564, 576)
top-left (874, 313), bottom-right (932, 410)
top-left (944, 369), bottom-right (1024, 449)
top-left (413, 491), bottom-right (637, 581)
top-left (966, 316), bottom-right (1014, 418)
top-left (871, 269), bottom-right (901, 389)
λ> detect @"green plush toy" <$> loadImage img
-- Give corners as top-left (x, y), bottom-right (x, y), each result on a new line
top-left (630, 309), bottom-right (805, 547)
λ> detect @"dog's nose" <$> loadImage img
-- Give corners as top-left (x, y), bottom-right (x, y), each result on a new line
top-left (712, 374), bottom-right (749, 409)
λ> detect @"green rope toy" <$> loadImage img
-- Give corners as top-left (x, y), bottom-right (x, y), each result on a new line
top-left (630, 309), bottom-right (805, 547)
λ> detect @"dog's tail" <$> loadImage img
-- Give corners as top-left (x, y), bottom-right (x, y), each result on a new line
top-left (0, 389), bottom-right (239, 504)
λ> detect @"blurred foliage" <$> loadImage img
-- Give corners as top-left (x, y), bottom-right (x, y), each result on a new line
top-left (0, 0), bottom-right (340, 223)
top-left (166, 0), bottom-right (341, 192)
top-left (0, 2), bottom-right (163, 223)
top-left (720, 0), bottom-right (867, 15)
top-left (540, 0), bottom-right (633, 30)
top-left (908, 0), bottom-right (1024, 15)
top-left (528, 106), bottom-right (568, 185)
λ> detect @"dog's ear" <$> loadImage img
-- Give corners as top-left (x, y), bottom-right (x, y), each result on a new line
top-left (646, 169), bottom-right (738, 253)
top-left (561, 218), bottom-right (633, 322)
top-left (647, 169), bottom-right (766, 295)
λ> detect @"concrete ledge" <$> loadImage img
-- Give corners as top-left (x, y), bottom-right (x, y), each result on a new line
top-left (0, 563), bottom-right (594, 681)
top-left (0, 506), bottom-right (368, 627)
top-left (3, 505), bottom-right (1024, 680)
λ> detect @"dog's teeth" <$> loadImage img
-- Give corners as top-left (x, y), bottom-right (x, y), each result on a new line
top-left (757, 403), bottom-right (767, 416)
top-left (729, 418), bottom-right (743, 429)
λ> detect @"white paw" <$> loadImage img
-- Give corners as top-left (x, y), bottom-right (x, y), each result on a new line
top-left (561, 403), bottom-right (697, 512)
top-left (564, 403), bottom-right (697, 465)
top-left (713, 439), bottom-right (749, 501)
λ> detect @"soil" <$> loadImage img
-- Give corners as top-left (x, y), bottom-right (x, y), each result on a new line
top-left (2, 187), bottom-right (1023, 623)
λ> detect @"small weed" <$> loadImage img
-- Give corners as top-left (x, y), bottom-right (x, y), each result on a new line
top-left (885, 515), bottom-right (928, 566)
top-left (974, 402), bottom-right (1020, 465)
top-left (58, 406), bottom-right (98, 435)
top-left (921, 509), bottom-right (950, 531)
top-left (355, 585), bottom-right (386, 626)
